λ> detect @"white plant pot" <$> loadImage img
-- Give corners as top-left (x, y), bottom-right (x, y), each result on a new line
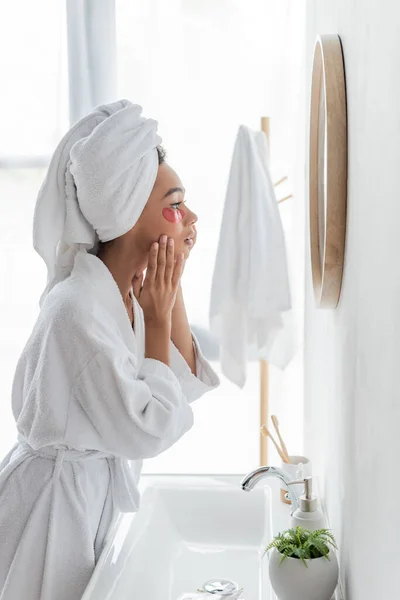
top-left (268, 547), bottom-right (339, 600)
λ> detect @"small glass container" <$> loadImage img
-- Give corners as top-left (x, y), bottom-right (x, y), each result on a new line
top-left (280, 455), bottom-right (312, 504)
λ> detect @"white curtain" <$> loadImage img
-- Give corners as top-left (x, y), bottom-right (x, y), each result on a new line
top-left (0, 0), bottom-right (306, 473)
top-left (66, 0), bottom-right (117, 124)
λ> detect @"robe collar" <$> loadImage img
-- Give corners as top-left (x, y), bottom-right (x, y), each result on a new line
top-left (72, 249), bottom-right (139, 355)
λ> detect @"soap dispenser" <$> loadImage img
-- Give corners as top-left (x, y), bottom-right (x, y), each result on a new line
top-left (289, 476), bottom-right (325, 531)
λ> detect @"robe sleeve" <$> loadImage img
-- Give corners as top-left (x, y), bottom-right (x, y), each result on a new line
top-left (68, 350), bottom-right (201, 461)
top-left (169, 331), bottom-right (220, 403)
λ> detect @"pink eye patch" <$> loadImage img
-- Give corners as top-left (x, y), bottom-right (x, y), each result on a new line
top-left (162, 207), bottom-right (185, 223)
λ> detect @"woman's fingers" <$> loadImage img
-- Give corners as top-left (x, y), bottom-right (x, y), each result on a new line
top-left (145, 242), bottom-right (158, 284)
top-left (144, 235), bottom-right (182, 291)
top-left (172, 252), bottom-right (185, 289)
top-left (165, 237), bottom-right (175, 281)
top-left (157, 234), bottom-right (167, 280)
top-left (138, 238), bottom-right (185, 323)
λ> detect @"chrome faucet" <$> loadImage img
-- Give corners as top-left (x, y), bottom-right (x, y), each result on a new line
top-left (240, 466), bottom-right (302, 514)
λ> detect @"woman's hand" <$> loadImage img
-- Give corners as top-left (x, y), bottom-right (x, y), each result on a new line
top-left (134, 235), bottom-right (185, 326)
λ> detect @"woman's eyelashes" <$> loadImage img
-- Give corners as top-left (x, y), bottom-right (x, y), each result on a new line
top-left (171, 197), bottom-right (187, 209)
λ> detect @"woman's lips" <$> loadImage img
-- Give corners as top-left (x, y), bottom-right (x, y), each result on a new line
top-left (184, 229), bottom-right (196, 248)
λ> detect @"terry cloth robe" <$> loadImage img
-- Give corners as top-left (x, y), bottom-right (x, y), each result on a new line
top-left (0, 250), bottom-right (220, 600)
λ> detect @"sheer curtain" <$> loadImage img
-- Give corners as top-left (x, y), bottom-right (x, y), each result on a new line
top-left (66, 0), bottom-right (117, 123)
top-left (0, 0), bottom-right (306, 473)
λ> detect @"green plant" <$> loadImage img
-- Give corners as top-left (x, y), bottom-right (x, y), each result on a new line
top-left (263, 526), bottom-right (338, 567)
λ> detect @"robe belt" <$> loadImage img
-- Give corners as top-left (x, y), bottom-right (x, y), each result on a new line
top-left (15, 434), bottom-right (140, 513)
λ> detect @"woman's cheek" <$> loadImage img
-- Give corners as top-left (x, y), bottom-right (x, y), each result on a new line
top-left (162, 207), bottom-right (185, 224)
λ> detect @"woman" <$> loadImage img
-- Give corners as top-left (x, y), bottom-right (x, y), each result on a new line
top-left (0, 100), bottom-right (219, 600)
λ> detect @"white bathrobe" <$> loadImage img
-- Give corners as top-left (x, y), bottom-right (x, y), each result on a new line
top-left (0, 250), bottom-right (220, 600)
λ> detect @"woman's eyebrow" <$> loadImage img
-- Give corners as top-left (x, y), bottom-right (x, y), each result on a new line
top-left (161, 187), bottom-right (185, 199)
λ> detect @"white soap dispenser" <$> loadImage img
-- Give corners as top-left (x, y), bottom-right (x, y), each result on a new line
top-left (290, 476), bottom-right (325, 531)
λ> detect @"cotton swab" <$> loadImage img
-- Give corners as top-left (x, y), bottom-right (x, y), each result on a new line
top-left (260, 424), bottom-right (290, 464)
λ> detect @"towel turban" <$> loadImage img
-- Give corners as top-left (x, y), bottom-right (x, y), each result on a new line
top-left (33, 99), bottom-right (162, 307)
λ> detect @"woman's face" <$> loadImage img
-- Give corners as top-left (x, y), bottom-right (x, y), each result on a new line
top-left (134, 162), bottom-right (198, 259)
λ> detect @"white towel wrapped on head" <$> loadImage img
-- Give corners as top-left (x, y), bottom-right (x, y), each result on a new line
top-left (33, 99), bottom-right (162, 306)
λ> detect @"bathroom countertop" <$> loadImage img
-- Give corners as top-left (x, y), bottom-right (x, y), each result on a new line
top-left (135, 474), bottom-right (342, 600)
top-left (85, 473), bottom-right (341, 600)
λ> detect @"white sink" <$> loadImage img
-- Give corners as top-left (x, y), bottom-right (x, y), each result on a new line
top-left (83, 475), bottom-right (292, 600)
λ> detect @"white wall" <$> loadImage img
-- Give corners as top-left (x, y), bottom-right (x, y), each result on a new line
top-left (304, 1), bottom-right (400, 599)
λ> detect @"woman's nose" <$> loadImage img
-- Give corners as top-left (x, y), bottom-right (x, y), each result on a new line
top-left (186, 207), bottom-right (198, 225)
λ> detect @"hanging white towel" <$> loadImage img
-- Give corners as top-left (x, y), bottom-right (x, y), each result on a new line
top-left (209, 125), bottom-right (295, 388)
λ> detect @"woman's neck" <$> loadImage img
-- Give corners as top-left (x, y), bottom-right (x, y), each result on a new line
top-left (97, 245), bottom-right (147, 305)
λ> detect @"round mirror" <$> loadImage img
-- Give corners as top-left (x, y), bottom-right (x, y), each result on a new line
top-left (317, 75), bottom-right (327, 275)
top-left (309, 34), bottom-right (347, 308)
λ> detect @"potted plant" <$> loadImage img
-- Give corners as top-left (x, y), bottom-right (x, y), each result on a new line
top-left (264, 526), bottom-right (339, 600)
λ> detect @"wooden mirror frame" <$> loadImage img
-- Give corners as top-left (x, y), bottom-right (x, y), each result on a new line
top-left (309, 34), bottom-right (347, 308)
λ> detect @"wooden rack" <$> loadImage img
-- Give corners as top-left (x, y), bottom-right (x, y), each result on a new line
top-left (259, 116), bottom-right (292, 466)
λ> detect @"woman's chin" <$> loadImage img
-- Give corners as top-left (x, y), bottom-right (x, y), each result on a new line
top-left (178, 241), bottom-right (193, 259)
